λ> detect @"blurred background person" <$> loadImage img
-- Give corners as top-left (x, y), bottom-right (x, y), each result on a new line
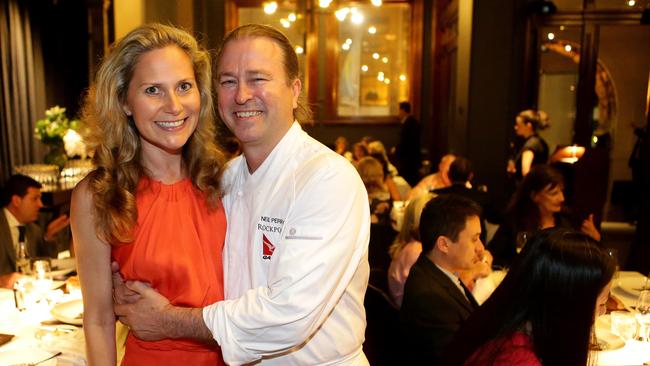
top-left (368, 140), bottom-right (405, 201)
top-left (394, 101), bottom-right (422, 186)
top-left (352, 142), bottom-right (369, 164)
top-left (443, 228), bottom-right (615, 366)
top-left (433, 157), bottom-right (502, 243)
top-left (489, 165), bottom-right (601, 267)
top-left (1, 174), bottom-right (70, 288)
top-left (408, 154), bottom-right (456, 201)
top-left (387, 193), bottom-right (434, 307)
top-left (335, 136), bottom-right (353, 161)
top-left (357, 157), bottom-right (393, 228)
top-left (507, 109), bottom-right (550, 179)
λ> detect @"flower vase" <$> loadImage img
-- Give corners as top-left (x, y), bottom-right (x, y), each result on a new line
top-left (44, 144), bottom-right (67, 170)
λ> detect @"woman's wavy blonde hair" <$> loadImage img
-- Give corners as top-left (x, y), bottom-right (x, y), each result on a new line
top-left (81, 23), bottom-right (225, 243)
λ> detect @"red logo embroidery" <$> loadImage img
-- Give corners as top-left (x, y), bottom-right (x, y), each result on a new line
top-left (262, 234), bottom-right (275, 259)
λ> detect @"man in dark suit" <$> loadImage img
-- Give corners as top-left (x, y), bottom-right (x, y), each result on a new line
top-left (395, 101), bottom-right (421, 186)
top-left (433, 156), bottom-right (502, 243)
top-left (400, 194), bottom-right (485, 364)
top-left (1, 174), bottom-right (69, 288)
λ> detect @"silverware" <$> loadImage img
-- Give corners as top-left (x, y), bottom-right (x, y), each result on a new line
top-left (9, 351), bottom-right (62, 366)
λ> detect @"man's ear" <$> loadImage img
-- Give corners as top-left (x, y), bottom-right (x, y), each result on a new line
top-left (9, 194), bottom-right (21, 209)
top-left (291, 78), bottom-right (301, 110)
top-left (435, 236), bottom-right (450, 254)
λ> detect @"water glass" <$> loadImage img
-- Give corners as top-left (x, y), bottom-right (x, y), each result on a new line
top-left (32, 259), bottom-right (52, 281)
top-left (636, 290), bottom-right (650, 342)
top-left (610, 311), bottom-right (637, 340)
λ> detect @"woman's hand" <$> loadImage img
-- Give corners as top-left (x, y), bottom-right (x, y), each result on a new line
top-left (581, 214), bottom-right (601, 241)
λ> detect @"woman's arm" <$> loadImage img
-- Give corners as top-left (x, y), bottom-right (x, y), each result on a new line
top-left (71, 179), bottom-right (117, 366)
top-left (385, 176), bottom-right (402, 201)
top-left (521, 150), bottom-right (534, 176)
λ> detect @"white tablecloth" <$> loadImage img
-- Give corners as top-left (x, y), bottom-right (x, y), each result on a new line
top-left (0, 288), bottom-right (86, 365)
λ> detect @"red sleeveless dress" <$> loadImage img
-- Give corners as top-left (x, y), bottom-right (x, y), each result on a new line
top-left (112, 177), bottom-right (226, 365)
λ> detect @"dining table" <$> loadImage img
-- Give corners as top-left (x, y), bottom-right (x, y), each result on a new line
top-left (0, 258), bottom-right (86, 365)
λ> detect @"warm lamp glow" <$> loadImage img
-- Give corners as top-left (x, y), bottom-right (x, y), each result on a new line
top-left (319, 0), bottom-right (333, 8)
top-left (384, 78), bottom-right (390, 84)
top-left (371, 0), bottom-right (383, 6)
top-left (351, 12), bottom-right (364, 24)
top-left (295, 46), bottom-right (304, 54)
top-left (345, 38), bottom-right (352, 45)
top-left (382, 57), bottom-right (388, 63)
top-left (547, 32), bottom-right (555, 40)
top-left (335, 8), bottom-right (350, 21)
top-left (551, 145), bottom-right (586, 164)
top-left (372, 53), bottom-right (379, 60)
top-left (399, 74), bottom-right (407, 81)
top-left (288, 13), bottom-right (297, 21)
top-left (361, 65), bottom-right (368, 72)
top-left (368, 26), bottom-right (377, 34)
top-left (342, 43), bottom-right (350, 51)
top-left (565, 44), bottom-right (572, 52)
top-left (280, 19), bottom-right (290, 28)
top-left (263, 1), bottom-right (278, 14)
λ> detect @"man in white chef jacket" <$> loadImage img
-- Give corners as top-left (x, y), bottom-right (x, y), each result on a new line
top-left (113, 24), bottom-right (371, 366)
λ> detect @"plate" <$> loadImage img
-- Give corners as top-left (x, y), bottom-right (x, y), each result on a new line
top-left (50, 258), bottom-right (77, 278)
top-left (617, 276), bottom-right (649, 297)
top-left (50, 267), bottom-right (75, 278)
top-left (0, 348), bottom-right (57, 365)
top-left (51, 299), bottom-right (83, 325)
top-left (595, 329), bottom-right (625, 351)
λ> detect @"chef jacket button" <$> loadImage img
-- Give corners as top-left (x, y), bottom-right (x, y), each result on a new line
top-left (289, 228), bottom-right (296, 235)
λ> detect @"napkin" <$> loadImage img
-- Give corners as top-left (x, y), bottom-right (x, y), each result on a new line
top-left (0, 333), bottom-right (14, 346)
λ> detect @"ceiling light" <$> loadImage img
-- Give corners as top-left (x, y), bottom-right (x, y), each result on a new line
top-left (399, 74), bottom-right (406, 81)
top-left (361, 65), bottom-right (368, 72)
top-left (280, 18), bottom-right (291, 28)
top-left (384, 78), bottom-right (390, 84)
top-left (382, 57), bottom-right (388, 63)
top-left (342, 43), bottom-right (350, 51)
top-left (371, 0), bottom-right (383, 6)
top-left (627, 0), bottom-right (636, 6)
top-left (372, 53), bottom-right (379, 60)
top-left (564, 44), bottom-right (572, 52)
top-left (335, 8), bottom-right (350, 21)
top-left (295, 46), bottom-right (304, 54)
top-left (351, 12), bottom-right (364, 24)
top-left (288, 13), bottom-right (297, 22)
top-left (346, 38), bottom-right (353, 45)
top-left (547, 32), bottom-right (555, 40)
top-left (319, 0), bottom-right (333, 8)
top-left (368, 26), bottom-right (377, 34)
top-left (263, 1), bottom-right (278, 14)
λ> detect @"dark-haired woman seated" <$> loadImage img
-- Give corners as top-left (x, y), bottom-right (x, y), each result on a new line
top-left (443, 228), bottom-right (615, 366)
top-left (488, 165), bottom-right (600, 267)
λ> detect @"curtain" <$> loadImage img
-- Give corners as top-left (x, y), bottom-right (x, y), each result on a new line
top-left (0, 0), bottom-right (46, 183)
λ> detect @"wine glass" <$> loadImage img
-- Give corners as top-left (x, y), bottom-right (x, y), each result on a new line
top-left (636, 290), bottom-right (650, 342)
top-left (515, 231), bottom-right (529, 254)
